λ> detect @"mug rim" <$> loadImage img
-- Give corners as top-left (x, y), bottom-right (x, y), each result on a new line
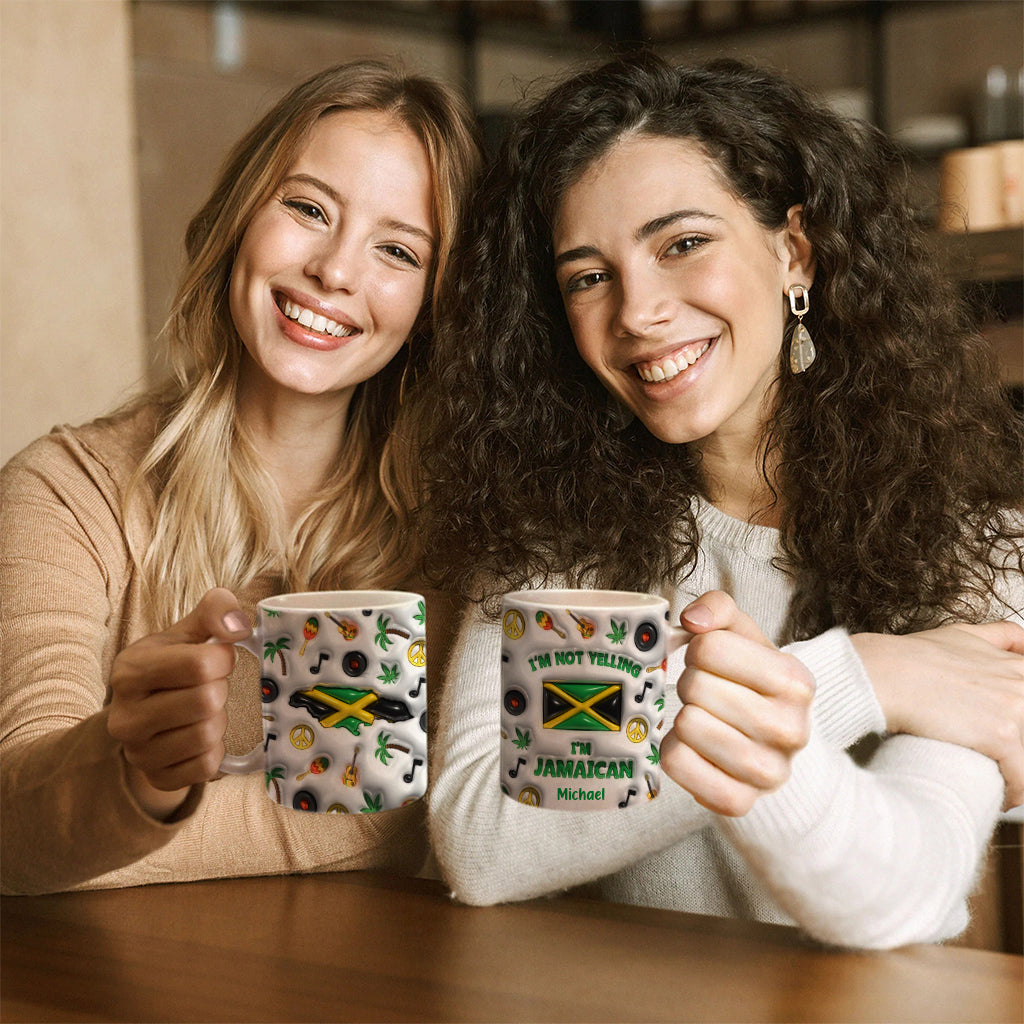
top-left (258, 590), bottom-right (423, 612)
top-left (503, 588), bottom-right (667, 610)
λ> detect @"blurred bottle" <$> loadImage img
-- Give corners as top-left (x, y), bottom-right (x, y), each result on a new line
top-left (1012, 68), bottom-right (1024, 140)
top-left (975, 65), bottom-right (1020, 144)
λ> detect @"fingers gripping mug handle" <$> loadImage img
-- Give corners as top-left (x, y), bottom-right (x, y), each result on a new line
top-left (664, 625), bottom-right (689, 683)
top-left (218, 633), bottom-right (265, 775)
top-left (667, 625), bottom-right (689, 654)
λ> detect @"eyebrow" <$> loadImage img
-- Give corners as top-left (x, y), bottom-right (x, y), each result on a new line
top-left (282, 173), bottom-right (436, 249)
top-left (554, 208), bottom-right (721, 268)
top-left (554, 244), bottom-right (602, 269)
top-left (635, 209), bottom-right (720, 243)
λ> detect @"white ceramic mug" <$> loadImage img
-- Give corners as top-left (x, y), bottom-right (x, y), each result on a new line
top-left (220, 590), bottom-right (428, 813)
top-left (499, 589), bottom-right (685, 811)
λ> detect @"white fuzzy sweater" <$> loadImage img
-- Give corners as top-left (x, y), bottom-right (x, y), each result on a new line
top-left (428, 500), bottom-right (1018, 949)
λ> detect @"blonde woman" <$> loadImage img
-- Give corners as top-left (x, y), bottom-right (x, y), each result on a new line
top-left (1, 60), bottom-right (481, 894)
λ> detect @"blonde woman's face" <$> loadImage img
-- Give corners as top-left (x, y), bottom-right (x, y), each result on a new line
top-left (229, 108), bottom-right (435, 406)
top-left (552, 134), bottom-right (812, 452)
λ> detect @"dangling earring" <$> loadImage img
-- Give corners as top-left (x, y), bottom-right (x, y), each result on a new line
top-left (787, 284), bottom-right (816, 374)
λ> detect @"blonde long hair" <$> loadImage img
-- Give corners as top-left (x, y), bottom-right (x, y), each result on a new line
top-left (127, 60), bottom-right (482, 626)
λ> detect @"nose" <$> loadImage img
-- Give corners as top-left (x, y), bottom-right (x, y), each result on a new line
top-left (613, 266), bottom-right (674, 339)
top-left (304, 234), bottom-right (360, 293)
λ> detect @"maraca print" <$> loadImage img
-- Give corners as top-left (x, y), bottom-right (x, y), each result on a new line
top-left (259, 599), bottom-right (427, 813)
top-left (500, 601), bottom-right (665, 811)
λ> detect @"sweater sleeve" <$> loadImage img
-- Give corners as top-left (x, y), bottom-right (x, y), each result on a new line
top-left (0, 433), bottom-right (200, 892)
top-left (428, 602), bottom-right (712, 906)
top-left (785, 628), bottom-right (886, 748)
top-left (664, 600), bottom-right (1006, 947)
top-left (718, 565), bottom-right (1022, 950)
top-left (718, 728), bottom-right (1003, 949)
top-left (1, 429), bottom-right (427, 894)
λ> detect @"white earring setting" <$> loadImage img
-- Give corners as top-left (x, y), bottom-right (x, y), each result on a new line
top-left (788, 284), bottom-right (816, 374)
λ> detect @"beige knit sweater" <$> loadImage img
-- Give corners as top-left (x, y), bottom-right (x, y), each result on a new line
top-left (1, 406), bottom-right (460, 895)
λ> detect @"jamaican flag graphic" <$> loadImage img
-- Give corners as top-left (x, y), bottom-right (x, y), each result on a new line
top-left (289, 686), bottom-right (412, 736)
top-left (542, 681), bottom-right (622, 732)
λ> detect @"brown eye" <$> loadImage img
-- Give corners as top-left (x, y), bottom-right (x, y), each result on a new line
top-left (284, 199), bottom-right (325, 222)
top-left (566, 270), bottom-right (609, 294)
top-left (665, 236), bottom-right (707, 257)
top-left (380, 244), bottom-right (421, 269)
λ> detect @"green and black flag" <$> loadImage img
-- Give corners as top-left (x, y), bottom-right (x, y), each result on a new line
top-left (542, 681), bottom-right (622, 732)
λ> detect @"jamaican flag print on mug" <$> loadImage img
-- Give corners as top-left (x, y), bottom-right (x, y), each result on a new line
top-left (500, 590), bottom-right (683, 810)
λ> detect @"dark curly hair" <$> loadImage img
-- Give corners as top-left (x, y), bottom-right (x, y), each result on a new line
top-left (414, 52), bottom-right (1023, 640)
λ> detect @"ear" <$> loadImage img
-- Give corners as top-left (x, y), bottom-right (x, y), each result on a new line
top-left (781, 204), bottom-right (815, 290)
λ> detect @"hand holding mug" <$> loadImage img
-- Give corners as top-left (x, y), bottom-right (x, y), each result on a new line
top-left (660, 591), bottom-right (815, 817)
top-left (107, 587), bottom-right (250, 818)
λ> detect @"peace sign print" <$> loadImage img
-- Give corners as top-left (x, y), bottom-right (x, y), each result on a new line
top-left (289, 724), bottom-right (315, 750)
top-left (407, 639), bottom-right (426, 668)
top-left (503, 609), bottom-right (526, 640)
top-left (626, 717), bottom-right (649, 743)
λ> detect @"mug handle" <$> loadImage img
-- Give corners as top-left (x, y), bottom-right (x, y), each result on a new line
top-left (218, 634), bottom-right (266, 775)
top-left (667, 624), bottom-right (689, 656)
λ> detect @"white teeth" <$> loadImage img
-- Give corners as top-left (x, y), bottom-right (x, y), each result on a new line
top-left (281, 298), bottom-right (357, 338)
top-left (636, 342), bottom-right (710, 383)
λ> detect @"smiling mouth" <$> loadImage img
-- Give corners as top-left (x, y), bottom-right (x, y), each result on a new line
top-left (277, 296), bottom-right (359, 339)
top-left (634, 338), bottom-right (713, 383)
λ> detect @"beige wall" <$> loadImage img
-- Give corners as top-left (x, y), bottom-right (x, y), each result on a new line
top-left (1, 0), bottom-right (145, 464)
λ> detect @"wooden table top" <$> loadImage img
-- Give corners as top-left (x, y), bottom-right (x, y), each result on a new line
top-left (2, 871), bottom-right (1021, 1023)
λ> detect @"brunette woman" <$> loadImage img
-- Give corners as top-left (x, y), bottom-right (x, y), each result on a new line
top-left (418, 54), bottom-right (1023, 948)
top-left (1, 60), bottom-right (481, 894)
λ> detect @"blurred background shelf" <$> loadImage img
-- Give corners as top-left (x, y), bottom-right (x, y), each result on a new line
top-left (945, 226), bottom-right (1024, 284)
top-left (241, 0), bottom-right (1013, 133)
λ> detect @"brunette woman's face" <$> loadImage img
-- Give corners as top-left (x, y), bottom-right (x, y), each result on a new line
top-left (552, 133), bottom-right (812, 450)
top-left (229, 108), bottom-right (435, 407)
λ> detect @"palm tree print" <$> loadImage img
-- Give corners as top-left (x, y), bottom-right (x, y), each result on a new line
top-left (263, 636), bottom-right (290, 675)
top-left (377, 662), bottom-right (401, 686)
top-left (265, 765), bottom-right (285, 802)
top-left (374, 614), bottom-right (410, 652)
top-left (361, 791), bottom-right (384, 813)
top-left (374, 732), bottom-right (411, 766)
top-left (375, 734), bottom-right (394, 766)
top-left (414, 600), bottom-right (426, 627)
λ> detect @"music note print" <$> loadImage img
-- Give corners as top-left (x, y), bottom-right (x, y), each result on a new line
top-left (618, 787), bottom-right (637, 808)
top-left (635, 679), bottom-right (652, 703)
top-left (310, 651), bottom-right (330, 675)
top-left (403, 757), bottom-right (424, 784)
top-left (509, 757), bottom-right (526, 778)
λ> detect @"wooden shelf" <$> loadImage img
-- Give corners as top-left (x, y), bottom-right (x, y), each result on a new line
top-left (941, 227), bottom-right (1024, 284)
